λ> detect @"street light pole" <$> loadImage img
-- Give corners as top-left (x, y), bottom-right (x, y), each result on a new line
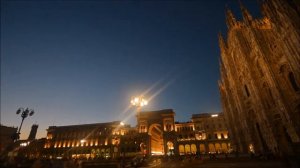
top-left (15, 107), bottom-right (35, 140)
top-left (130, 96), bottom-right (148, 131)
top-left (130, 96), bottom-right (148, 114)
top-left (130, 96), bottom-right (149, 155)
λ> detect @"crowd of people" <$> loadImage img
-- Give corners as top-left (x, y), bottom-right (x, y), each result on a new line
top-left (0, 156), bottom-right (80, 168)
top-left (0, 151), bottom-right (293, 168)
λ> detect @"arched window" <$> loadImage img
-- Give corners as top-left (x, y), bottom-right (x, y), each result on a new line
top-left (167, 141), bottom-right (174, 150)
top-left (199, 144), bottom-right (206, 153)
top-left (208, 143), bottom-right (216, 153)
top-left (191, 144), bottom-right (197, 154)
top-left (244, 85), bottom-right (250, 97)
top-left (288, 72), bottom-right (299, 92)
top-left (166, 124), bottom-right (172, 131)
top-left (280, 65), bottom-right (299, 93)
top-left (215, 143), bottom-right (221, 153)
top-left (185, 144), bottom-right (191, 154)
top-left (179, 145), bottom-right (185, 155)
top-left (221, 143), bottom-right (228, 152)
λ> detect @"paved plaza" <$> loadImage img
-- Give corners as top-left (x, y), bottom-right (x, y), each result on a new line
top-left (78, 155), bottom-right (299, 168)
top-left (140, 157), bottom-right (294, 168)
top-left (156, 160), bottom-right (289, 168)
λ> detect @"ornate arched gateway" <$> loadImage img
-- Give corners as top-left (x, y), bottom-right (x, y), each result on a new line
top-left (136, 109), bottom-right (176, 156)
top-left (148, 124), bottom-right (164, 155)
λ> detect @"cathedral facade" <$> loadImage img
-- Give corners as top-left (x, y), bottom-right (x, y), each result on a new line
top-left (218, 0), bottom-right (300, 156)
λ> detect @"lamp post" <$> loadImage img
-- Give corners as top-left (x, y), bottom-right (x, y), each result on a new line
top-left (130, 96), bottom-right (148, 155)
top-left (15, 108), bottom-right (35, 140)
top-left (130, 96), bottom-right (148, 112)
top-left (130, 96), bottom-right (148, 126)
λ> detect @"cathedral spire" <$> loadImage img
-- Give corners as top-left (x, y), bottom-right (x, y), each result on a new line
top-left (225, 7), bottom-right (237, 29)
top-left (218, 32), bottom-right (227, 54)
top-left (239, 0), bottom-right (253, 24)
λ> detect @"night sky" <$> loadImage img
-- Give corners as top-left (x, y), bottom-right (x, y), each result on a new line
top-left (1, 0), bottom-right (260, 139)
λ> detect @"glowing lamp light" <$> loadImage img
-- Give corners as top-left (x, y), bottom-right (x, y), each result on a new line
top-left (131, 97), bottom-right (148, 107)
top-left (20, 143), bottom-right (27, 147)
top-left (151, 151), bottom-right (164, 155)
top-left (20, 142), bottom-right (30, 147)
top-left (80, 139), bottom-right (86, 143)
top-left (120, 122), bottom-right (125, 126)
top-left (211, 114), bottom-right (218, 117)
top-left (134, 98), bottom-right (139, 103)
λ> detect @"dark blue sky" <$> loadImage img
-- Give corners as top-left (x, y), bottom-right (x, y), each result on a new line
top-left (1, 0), bottom-right (260, 139)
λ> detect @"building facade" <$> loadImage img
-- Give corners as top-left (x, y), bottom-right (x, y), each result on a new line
top-left (174, 113), bottom-right (230, 155)
top-left (43, 121), bottom-right (131, 159)
top-left (42, 109), bottom-right (230, 159)
top-left (218, 0), bottom-right (300, 156)
top-left (122, 109), bottom-right (230, 156)
top-left (0, 125), bottom-right (18, 154)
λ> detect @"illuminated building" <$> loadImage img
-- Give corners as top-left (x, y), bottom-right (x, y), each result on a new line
top-left (135, 109), bottom-right (230, 156)
top-left (18, 138), bottom-right (46, 158)
top-left (44, 121), bottom-right (130, 159)
top-left (175, 113), bottom-right (230, 155)
top-left (218, 0), bottom-right (300, 156)
top-left (135, 109), bottom-right (177, 156)
top-left (43, 110), bottom-right (230, 158)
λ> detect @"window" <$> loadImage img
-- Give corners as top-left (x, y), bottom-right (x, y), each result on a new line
top-left (166, 124), bottom-right (172, 131)
top-left (140, 126), bottom-right (146, 132)
top-left (280, 65), bottom-right (299, 92)
top-left (244, 85), bottom-right (250, 97)
top-left (288, 72), bottom-right (299, 92)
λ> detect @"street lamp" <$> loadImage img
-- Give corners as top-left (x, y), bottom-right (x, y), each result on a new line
top-left (15, 107), bottom-right (35, 140)
top-left (130, 96), bottom-right (148, 109)
top-left (130, 96), bottom-right (148, 120)
top-left (130, 96), bottom-right (148, 154)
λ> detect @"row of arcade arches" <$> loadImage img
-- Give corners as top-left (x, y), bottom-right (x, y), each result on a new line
top-left (178, 143), bottom-right (229, 155)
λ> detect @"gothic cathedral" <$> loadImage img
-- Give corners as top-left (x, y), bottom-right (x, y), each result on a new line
top-left (218, 0), bottom-right (300, 156)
